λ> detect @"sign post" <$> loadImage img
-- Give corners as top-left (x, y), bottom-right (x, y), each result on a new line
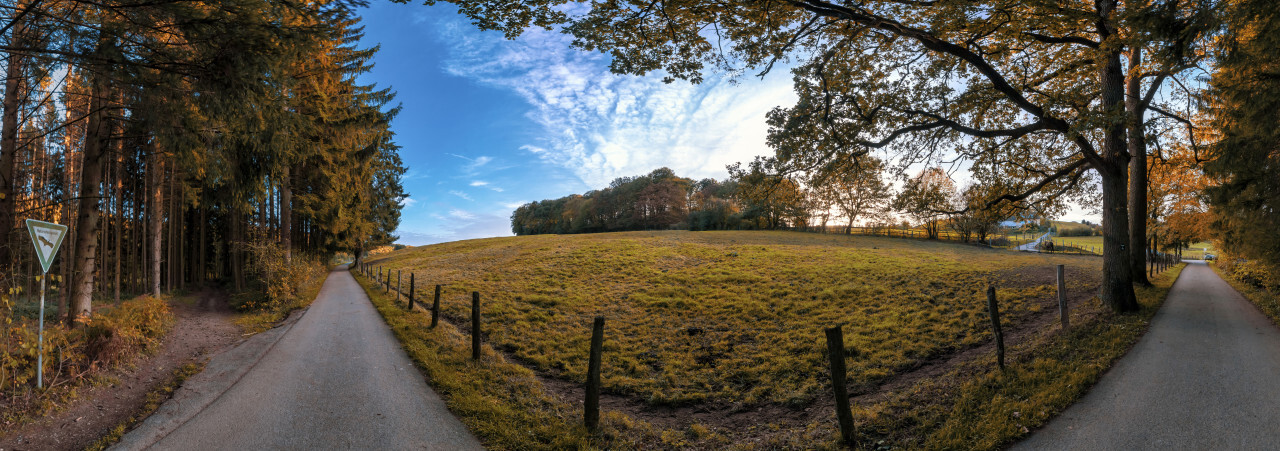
top-left (25, 219), bottom-right (67, 389)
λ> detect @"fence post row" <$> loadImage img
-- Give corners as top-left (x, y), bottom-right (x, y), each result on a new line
top-left (1056, 265), bottom-right (1069, 330)
top-left (987, 286), bottom-right (1005, 370)
top-left (585, 316), bottom-right (605, 430)
top-left (431, 284), bottom-right (441, 328)
top-left (408, 273), bottom-right (416, 310)
top-left (471, 291), bottom-right (481, 360)
top-left (825, 326), bottom-right (856, 445)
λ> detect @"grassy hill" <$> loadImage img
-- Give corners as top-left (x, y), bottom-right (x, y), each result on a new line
top-left (361, 230), bottom-right (1181, 449)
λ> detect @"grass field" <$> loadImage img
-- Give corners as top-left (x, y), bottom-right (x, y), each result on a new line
top-left (1050, 220), bottom-right (1097, 236)
top-left (360, 230), bottom-right (1187, 448)
top-left (367, 231), bottom-right (1101, 406)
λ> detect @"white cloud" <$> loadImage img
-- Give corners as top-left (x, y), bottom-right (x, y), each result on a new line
top-left (449, 209), bottom-right (478, 220)
top-left (399, 197), bottom-right (418, 208)
top-left (502, 201), bottom-right (528, 210)
top-left (436, 18), bottom-right (797, 187)
top-left (449, 190), bottom-right (473, 201)
top-left (470, 180), bottom-right (489, 187)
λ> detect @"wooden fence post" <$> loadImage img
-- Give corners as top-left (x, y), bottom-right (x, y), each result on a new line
top-left (585, 316), bottom-right (605, 430)
top-left (1056, 265), bottom-right (1068, 330)
top-left (825, 326), bottom-right (856, 445)
top-left (471, 291), bottom-right (481, 360)
top-left (385, 270), bottom-right (391, 293)
top-left (396, 270), bottom-right (402, 302)
top-left (408, 273), bottom-right (415, 310)
top-left (987, 286), bottom-right (1005, 370)
top-left (431, 285), bottom-right (441, 328)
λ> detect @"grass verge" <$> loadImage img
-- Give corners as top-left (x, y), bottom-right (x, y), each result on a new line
top-left (1210, 263), bottom-right (1280, 327)
top-left (904, 263), bottom-right (1185, 449)
top-left (83, 362), bottom-right (203, 451)
top-left (353, 272), bottom-right (692, 449)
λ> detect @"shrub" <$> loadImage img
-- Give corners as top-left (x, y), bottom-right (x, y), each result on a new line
top-left (231, 242), bottom-right (325, 314)
top-left (2, 294), bottom-right (172, 396)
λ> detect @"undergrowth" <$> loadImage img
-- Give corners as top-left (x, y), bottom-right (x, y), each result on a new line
top-left (0, 294), bottom-right (173, 435)
top-left (231, 243), bottom-right (327, 334)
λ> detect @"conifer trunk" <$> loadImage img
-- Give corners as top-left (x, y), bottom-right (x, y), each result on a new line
top-left (281, 166), bottom-right (292, 263)
top-left (0, 20), bottom-right (28, 280)
top-left (149, 150), bottom-right (163, 298)
top-left (69, 72), bottom-right (111, 323)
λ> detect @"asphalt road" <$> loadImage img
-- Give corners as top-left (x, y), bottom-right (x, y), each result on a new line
top-left (1015, 261), bottom-right (1280, 450)
top-left (114, 266), bottom-right (483, 450)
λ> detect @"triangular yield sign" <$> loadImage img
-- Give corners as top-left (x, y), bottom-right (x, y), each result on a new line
top-left (26, 219), bottom-right (67, 274)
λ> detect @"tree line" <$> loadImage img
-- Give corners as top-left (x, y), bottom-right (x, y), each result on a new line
top-left (0, 0), bottom-right (405, 325)
top-left (511, 160), bottom-right (1014, 245)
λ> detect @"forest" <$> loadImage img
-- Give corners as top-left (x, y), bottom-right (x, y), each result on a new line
top-left (0, 0), bottom-right (406, 325)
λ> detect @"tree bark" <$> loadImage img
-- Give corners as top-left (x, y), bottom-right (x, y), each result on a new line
top-left (1126, 48), bottom-right (1152, 286)
top-left (113, 110), bottom-right (123, 302)
top-left (69, 70), bottom-right (111, 323)
top-left (0, 16), bottom-right (29, 281)
top-left (1096, 23), bottom-right (1139, 312)
top-left (281, 165), bottom-right (292, 263)
top-left (149, 149), bottom-right (163, 298)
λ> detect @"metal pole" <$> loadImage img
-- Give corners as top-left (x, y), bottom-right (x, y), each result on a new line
top-left (37, 274), bottom-right (46, 389)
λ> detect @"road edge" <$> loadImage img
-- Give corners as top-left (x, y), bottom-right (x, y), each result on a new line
top-left (108, 275), bottom-right (324, 450)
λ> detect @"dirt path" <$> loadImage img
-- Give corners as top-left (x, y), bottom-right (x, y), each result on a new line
top-left (0, 291), bottom-right (240, 450)
top-left (115, 266), bottom-right (482, 450)
top-left (1015, 261), bottom-right (1280, 449)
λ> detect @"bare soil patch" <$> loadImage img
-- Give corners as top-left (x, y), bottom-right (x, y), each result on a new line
top-left (0, 290), bottom-right (240, 450)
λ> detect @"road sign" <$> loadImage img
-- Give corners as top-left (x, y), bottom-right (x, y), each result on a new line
top-left (25, 218), bottom-right (66, 390)
top-left (25, 219), bottom-right (67, 274)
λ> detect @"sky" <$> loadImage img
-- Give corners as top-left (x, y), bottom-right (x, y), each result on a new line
top-left (354, 3), bottom-right (1098, 246)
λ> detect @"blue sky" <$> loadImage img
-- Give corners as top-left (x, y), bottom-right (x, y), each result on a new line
top-left (354, 3), bottom-right (1099, 246)
top-left (354, 2), bottom-right (797, 245)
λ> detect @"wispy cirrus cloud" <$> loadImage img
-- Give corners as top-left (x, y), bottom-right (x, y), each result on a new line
top-left (435, 18), bottom-right (796, 187)
top-left (448, 190), bottom-right (473, 201)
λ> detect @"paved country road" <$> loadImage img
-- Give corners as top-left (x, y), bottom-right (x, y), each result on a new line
top-left (1015, 261), bottom-right (1280, 450)
top-left (114, 266), bottom-right (483, 450)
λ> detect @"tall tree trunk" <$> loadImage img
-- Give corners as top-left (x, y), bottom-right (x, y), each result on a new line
top-left (166, 166), bottom-right (176, 292)
top-left (281, 166), bottom-right (292, 263)
top-left (113, 122), bottom-right (123, 302)
top-left (1126, 48), bottom-right (1152, 286)
top-left (1096, 26), bottom-right (1139, 313)
top-left (0, 18), bottom-right (29, 281)
top-left (231, 212), bottom-right (245, 292)
top-left (149, 150), bottom-right (163, 298)
top-left (198, 192), bottom-right (206, 287)
top-left (69, 71), bottom-right (111, 323)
